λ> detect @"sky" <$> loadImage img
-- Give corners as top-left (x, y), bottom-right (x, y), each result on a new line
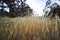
top-left (26, 0), bottom-right (60, 16)
top-left (26, 0), bottom-right (47, 16)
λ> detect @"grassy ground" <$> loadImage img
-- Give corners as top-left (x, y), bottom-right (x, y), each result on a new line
top-left (0, 16), bottom-right (60, 40)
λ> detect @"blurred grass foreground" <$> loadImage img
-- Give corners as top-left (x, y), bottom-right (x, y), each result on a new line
top-left (0, 16), bottom-right (60, 40)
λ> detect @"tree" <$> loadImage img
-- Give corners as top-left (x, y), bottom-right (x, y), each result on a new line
top-left (44, 0), bottom-right (60, 18)
top-left (47, 3), bottom-right (60, 17)
top-left (0, 0), bottom-right (33, 17)
top-left (16, 0), bottom-right (33, 17)
top-left (45, 0), bottom-right (51, 7)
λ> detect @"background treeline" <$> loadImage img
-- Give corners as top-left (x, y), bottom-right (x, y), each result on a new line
top-left (0, 0), bottom-right (33, 17)
top-left (44, 0), bottom-right (60, 18)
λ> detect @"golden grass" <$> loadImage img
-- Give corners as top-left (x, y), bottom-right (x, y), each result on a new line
top-left (0, 16), bottom-right (60, 40)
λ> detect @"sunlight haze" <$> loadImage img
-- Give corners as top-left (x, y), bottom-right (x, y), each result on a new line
top-left (26, 0), bottom-right (47, 16)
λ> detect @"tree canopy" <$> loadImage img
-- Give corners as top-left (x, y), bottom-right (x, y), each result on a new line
top-left (0, 0), bottom-right (33, 17)
top-left (44, 0), bottom-right (60, 18)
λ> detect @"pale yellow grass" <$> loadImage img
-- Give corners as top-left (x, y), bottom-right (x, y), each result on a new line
top-left (0, 16), bottom-right (60, 40)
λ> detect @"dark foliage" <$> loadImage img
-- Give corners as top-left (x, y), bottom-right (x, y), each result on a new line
top-left (48, 3), bottom-right (60, 17)
top-left (0, 0), bottom-right (33, 17)
top-left (44, 0), bottom-right (60, 18)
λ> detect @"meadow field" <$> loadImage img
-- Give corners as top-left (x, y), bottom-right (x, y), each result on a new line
top-left (0, 16), bottom-right (60, 40)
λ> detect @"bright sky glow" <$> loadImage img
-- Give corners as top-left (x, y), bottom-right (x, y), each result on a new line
top-left (26, 0), bottom-right (47, 16)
